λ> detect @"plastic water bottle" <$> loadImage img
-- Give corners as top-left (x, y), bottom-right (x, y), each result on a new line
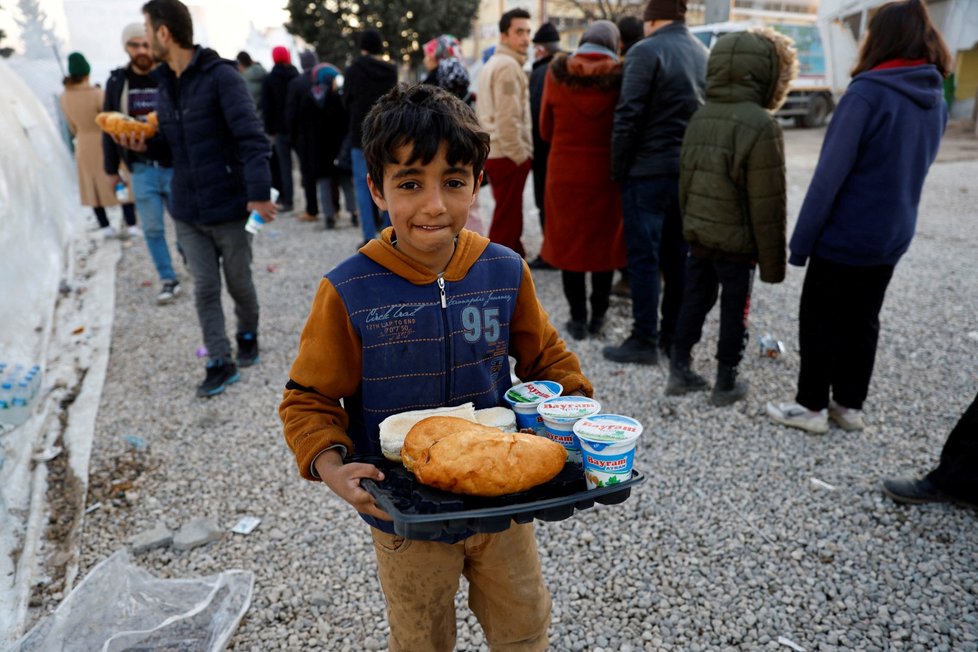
top-left (8, 381), bottom-right (29, 425)
top-left (245, 188), bottom-right (278, 234)
top-left (115, 181), bottom-right (128, 202)
top-left (0, 381), bottom-right (11, 425)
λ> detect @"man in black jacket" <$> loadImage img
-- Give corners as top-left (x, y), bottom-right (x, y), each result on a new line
top-left (103, 22), bottom-right (180, 305)
top-left (120, 0), bottom-right (274, 397)
top-left (604, 0), bottom-right (707, 365)
top-left (343, 29), bottom-right (397, 245)
top-left (527, 22), bottom-right (561, 271)
top-left (263, 46), bottom-right (299, 212)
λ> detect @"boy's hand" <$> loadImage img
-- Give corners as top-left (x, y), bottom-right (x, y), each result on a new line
top-left (314, 450), bottom-right (391, 521)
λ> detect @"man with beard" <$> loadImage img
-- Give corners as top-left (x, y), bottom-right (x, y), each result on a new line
top-left (117, 0), bottom-right (274, 397)
top-left (103, 22), bottom-right (181, 305)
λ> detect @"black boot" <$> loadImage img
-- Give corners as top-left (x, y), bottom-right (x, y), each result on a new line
top-left (665, 357), bottom-right (708, 396)
top-left (711, 363), bottom-right (748, 407)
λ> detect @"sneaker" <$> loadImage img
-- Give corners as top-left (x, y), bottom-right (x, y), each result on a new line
top-left (602, 333), bottom-right (658, 365)
top-left (127, 225), bottom-right (143, 238)
top-left (101, 225), bottom-right (118, 239)
top-left (325, 216), bottom-right (336, 229)
top-left (236, 332), bottom-right (259, 367)
top-left (829, 399), bottom-right (865, 431)
top-left (711, 363), bottom-right (748, 407)
top-left (766, 401), bottom-right (829, 433)
top-left (565, 319), bottom-right (587, 341)
top-left (196, 359), bottom-right (240, 397)
top-left (276, 202), bottom-right (294, 212)
top-left (882, 477), bottom-right (950, 505)
top-left (157, 279), bottom-right (181, 305)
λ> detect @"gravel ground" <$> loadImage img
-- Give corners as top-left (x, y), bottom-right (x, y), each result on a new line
top-left (37, 127), bottom-right (978, 650)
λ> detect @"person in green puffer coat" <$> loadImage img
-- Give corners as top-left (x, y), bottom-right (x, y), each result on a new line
top-left (667, 28), bottom-right (798, 406)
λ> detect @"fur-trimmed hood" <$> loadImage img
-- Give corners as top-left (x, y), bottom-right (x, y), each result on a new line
top-left (548, 52), bottom-right (622, 91)
top-left (705, 28), bottom-right (798, 110)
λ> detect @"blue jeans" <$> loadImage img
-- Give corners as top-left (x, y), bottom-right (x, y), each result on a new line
top-left (619, 176), bottom-right (688, 342)
top-left (273, 134), bottom-right (293, 205)
top-left (351, 148), bottom-right (390, 241)
top-left (130, 162), bottom-right (176, 282)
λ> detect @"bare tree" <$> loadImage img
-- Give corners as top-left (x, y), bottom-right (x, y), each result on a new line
top-left (549, 0), bottom-right (644, 22)
top-left (15, 0), bottom-right (60, 59)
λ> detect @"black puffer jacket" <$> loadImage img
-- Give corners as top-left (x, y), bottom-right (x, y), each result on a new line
top-left (679, 29), bottom-right (797, 283)
top-left (342, 55), bottom-right (398, 148)
top-left (263, 63), bottom-right (299, 134)
top-left (149, 46), bottom-right (271, 224)
top-left (611, 22), bottom-right (708, 180)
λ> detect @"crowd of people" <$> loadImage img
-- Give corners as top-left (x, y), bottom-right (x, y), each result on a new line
top-left (51, 0), bottom-right (974, 648)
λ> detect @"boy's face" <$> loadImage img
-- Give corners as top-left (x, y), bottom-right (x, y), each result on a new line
top-left (368, 143), bottom-right (481, 273)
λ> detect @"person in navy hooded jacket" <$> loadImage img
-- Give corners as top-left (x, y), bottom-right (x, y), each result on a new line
top-left (767, 0), bottom-right (951, 434)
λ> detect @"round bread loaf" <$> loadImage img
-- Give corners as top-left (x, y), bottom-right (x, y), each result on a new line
top-left (401, 415), bottom-right (498, 471)
top-left (406, 417), bottom-right (567, 496)
top-left (95, 111), bottom-right (158, 139)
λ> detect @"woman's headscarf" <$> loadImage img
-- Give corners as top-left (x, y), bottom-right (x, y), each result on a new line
top-left (577, 20), bottom-right (621, 60)
top-left (311, 63), bottom-right (341, 106)
top-left (423, 34), bottom-right (462, 62)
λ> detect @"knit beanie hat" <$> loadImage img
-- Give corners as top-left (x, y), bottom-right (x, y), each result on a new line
top-left (121, 23), bottom-right (145, 49)
top-left (67, 52), bottom-right (90, 77)
top-left (532, 22), bottom-right (560, 45)
top-left (272, 46), bottom-right (291, 65)
top-left (299, 49), bottom-right (318, 71)
top-left (359, 29), bottom-right (383, 55)
top-left (643, 0), bottom-right (687, 21)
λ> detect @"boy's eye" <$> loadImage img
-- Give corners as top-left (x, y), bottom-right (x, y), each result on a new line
top-left (398, 181), bottom-right (420, 190)
top-left (445, 179), bottom-right (467, 189)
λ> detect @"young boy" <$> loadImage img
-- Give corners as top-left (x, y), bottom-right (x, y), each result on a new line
top-left (280, 83), bottom-right (593, 651)
top-left (667, 28), bottom-right (797, 406)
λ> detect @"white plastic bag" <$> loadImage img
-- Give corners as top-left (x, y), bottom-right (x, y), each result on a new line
top-left (11, 550), bottom-right (254, 652)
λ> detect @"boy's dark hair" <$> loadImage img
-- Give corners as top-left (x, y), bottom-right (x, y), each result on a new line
top-left (236, 51), bottom-right (253, 67)
top-left (142, 0), bottom-right (194, 50)
top-left (852, 0), bottom-right (951, 78)
top-left (499, 8), bottom-right (531, 35)
top-left (362, 83), bottom-right (490, 196)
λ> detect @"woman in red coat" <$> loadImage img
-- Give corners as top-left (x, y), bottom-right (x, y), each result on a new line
top-left (540, 21), bottom-right (627, 340)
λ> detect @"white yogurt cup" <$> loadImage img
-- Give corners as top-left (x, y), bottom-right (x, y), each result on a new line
top-left (573, 414), bottom-right (643, 489)
top-left (536, 396), bottom-right (602, 464)
top-left (503, 381), bottom-right (563, 434)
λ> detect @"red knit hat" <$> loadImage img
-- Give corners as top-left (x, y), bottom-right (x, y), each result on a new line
top-left (272, 46), bottom-right (291, 65)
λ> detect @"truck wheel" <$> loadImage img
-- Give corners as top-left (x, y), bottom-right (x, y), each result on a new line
top-left (797, 94), bottom-right (830, 128)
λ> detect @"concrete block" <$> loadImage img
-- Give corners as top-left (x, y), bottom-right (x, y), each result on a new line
top-left (172, 517), bottom-right (223, 551)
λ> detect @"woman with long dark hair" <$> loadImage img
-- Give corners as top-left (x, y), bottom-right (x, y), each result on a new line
top-left (767, 0), bottom-right (951, 433)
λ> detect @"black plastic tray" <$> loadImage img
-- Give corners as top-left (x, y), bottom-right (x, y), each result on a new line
top-left (361, 458), bottom-right (644, 540)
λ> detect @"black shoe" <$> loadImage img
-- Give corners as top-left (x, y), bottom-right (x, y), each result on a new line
top-left (351, 212), bottom-right (359, 226)
top-left (665, 358), bottom-right (709, 396)
top-left (276, 202), bottom-right (294, 212)
top-left (602, 333), bottom-right (658, 364)
top-left (587, 314), bottom-right (606, 335)
top-left (528, 256), bottom-right (554, 270)
top-left (711, 363), bottom-right (748, 406)
top-left (325, 217), bottom-right (336, 229)
top-left (236, 332), bottom-right (259, 367)
top-left (882, 477), bottom-right (951, 505)
top-left (658, 336), bottom-right (672, 362)
top-left (565, 318), bottom-right (587, 341)
top-left (197, 359), bottom-right (240, 397)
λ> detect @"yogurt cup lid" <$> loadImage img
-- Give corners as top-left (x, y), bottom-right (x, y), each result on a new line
top-left (505, 381), bottom-right (562, 405)
top-left (573, 414), bottom-right (643, 443)
top-left (537, 396), bottom-right (601, 419)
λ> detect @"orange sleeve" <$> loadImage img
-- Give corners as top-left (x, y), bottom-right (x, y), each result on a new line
top-left (279, 278), bottom-right (362, 480)
top-left (509, 262), bottom-right (593, 397)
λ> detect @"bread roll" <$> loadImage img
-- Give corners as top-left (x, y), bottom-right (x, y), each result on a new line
top-left (401, 416), bottom-right (500, 471)
top-left (95, 111), bottom-right (158, 139)
top-left (379, 403), bottom-right (478, 462)
top-left (407, 417), bottom-right (567, 496)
